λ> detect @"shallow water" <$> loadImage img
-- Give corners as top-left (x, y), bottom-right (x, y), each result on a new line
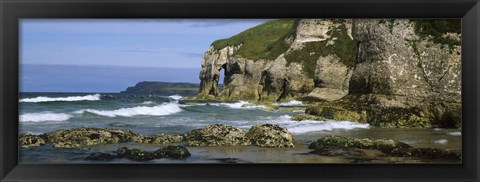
top-left (19, 92), bottom-right (462, 164)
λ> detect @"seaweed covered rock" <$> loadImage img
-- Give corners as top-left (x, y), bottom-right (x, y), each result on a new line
top-left (309, 135), bottom-right (461, 160)
top-left (154, 145), bottom-right (191, 159)
top-left (245, 124), bottom-right (294, 148)
top-left (303, 94), bottom-right (461, 128)
top-left (45, 128), bottom-right (139, 148)
top-left (309, 146), bottom-right (366, 158)
top-left (109, 145), bottom-right (190, 161)
top-left (133, 134), bottom-right (184, 144)
top-left (116, 147), bottom-right (162, 161)
top-left (19, 134), bottom-right (46, 148)
top-left (309, 135), bottom-right (413, 156)
top-left (305, 105), bottom-right (366, 122)
top-left (183, 124), bottom-right (250, 146)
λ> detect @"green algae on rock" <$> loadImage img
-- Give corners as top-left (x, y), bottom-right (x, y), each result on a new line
top-left (309, 135), bottom-right (461, 160)
top-left (113, 145), bottom-right (191, 161)
top-left (19, 134), bottom-right (47, 148)
top-left (133, 134), bottom-right (184, 144)
top-left (45, 127), bottom-right (139, 148)
top-left (245, 124), bottom-right (294, 148)
top-left (183, 124), bottom-right (250, 147)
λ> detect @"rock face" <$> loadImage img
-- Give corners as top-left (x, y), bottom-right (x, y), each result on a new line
top-left (45, 128), bottom-right (138, 148)
top-left (245, 124), bottom-right (294, 148)
top-left (183, 124), bottom-right (250, 146)
top-left (198, 19), bottom-right (461, 128)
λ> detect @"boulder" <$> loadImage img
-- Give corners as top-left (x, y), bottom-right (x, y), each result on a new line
top-left (245, 124), bottom-right (294, 148)
top-left (19, 134), bottom-right (46, 148)
top-left (154, 145), bottom-right (191, 159)
top-left (116, 147), bottom-right (161, 161)
top-left (183, 124), bottom-right (250, 146)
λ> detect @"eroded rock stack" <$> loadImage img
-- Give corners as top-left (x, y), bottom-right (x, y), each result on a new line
top-left (197, 19), bottom-right (461, 128)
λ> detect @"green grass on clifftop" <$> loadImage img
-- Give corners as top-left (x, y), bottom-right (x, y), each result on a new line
top-left (211, 19), bottom-right (299, 60)
top-left (411, 19), bottom-right (461, 51)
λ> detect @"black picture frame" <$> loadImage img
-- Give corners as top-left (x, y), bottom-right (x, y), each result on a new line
top-left (1, 0), bottom-right (479, 181)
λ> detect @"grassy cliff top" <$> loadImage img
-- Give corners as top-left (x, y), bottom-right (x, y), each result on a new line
top-left (211, 19), bottom-right (299, 60)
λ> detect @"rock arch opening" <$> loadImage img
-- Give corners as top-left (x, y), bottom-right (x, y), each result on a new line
top-left (218, 67), bottom-right (225, 92)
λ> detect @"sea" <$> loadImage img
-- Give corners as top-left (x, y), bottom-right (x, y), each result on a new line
top-left (19, 92), bottom-right (462, 163)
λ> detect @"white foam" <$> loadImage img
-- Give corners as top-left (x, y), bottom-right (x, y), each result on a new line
top-left (73, 102), bottom-right (182, 117)
top-left (20, 112), bottom-right (72, 122)
top-left (20, 94), bottom-right (101, 103)
top-left (142, 101), bottom-right (155, 105)
top-left (212, 101), bottom-right (266, 109)
top-left (434, 139), bottom-right (448, 144)
top-left (447, 131), bottom-right (462, 136)
top-left (433, 128), bottom-right (442, 131)
top-left (237, 115), bottom-right (370, 134)
top-left (168, 95), bottom-right (183, 100)
top-left (273, 100), bottom-right (304, 106)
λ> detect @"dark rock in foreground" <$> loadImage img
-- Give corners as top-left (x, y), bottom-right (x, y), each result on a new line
top-left (246, 124), bottom-right (294, 148)
top-left (154, 145), bottom-right (191, 159)
top-left (85, 152), bottom-right (118, 161)
top-left (45, 128), bottom-right (139, 148)
top-left (19, 134), bottom-right (47, 148)
top-left (309, 135), bottom-right (461, 160)
top-left (116, 147), bottom-right (161, 161)
top-left (86, 145), bottom-right (191, 161)
top-left (309, 146), bottom-right (366, 158)
top-left (183, 124), bottom-right (250, 146)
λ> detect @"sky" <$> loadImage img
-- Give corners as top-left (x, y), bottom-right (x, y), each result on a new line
top-left (20, 19), bottom-right (270, 92)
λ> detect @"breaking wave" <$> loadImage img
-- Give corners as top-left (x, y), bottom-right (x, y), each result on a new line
top-left (211, 101), bottom-right (266, 109)
top-left (20, 112), bottom-right (73, 122)
top-left (20, 94), bottom-right (101, 103)
top-left (238, 115), bottom-right (370, 134)
top-left (73, 102), bottom-right (182, 117)
top-left (273, 100), bottom-right (304, 106)
top-left (168, 95), bottom-right (183, 100)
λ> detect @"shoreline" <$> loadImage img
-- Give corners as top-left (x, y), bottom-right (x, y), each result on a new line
top-left (19, 125), bottom-right (462, 164)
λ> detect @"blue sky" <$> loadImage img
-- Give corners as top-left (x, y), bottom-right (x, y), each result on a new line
top-left (20, 19), bottom-right (269, 92)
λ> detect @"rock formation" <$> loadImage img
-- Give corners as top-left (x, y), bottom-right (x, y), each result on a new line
top-left (197, 19), bottom-right (461, 128)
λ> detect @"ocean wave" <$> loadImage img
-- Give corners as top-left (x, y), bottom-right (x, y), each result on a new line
top-left (211, 101), bottom-right (266, 109)
top-left (273, 100), bottom-right (304, 106)
top-left (20, 94), bottom-right (101, 103)
top-left (239, 115), bottom-right (370, 134)
top-left (20, 112), bottom-right (72, 122)
top-left (73, 102), bottom-right (182, 117)
top-left (168, 95), bottom-right (183, 100)
top-left (142, 101), bottom-right (155, 105)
